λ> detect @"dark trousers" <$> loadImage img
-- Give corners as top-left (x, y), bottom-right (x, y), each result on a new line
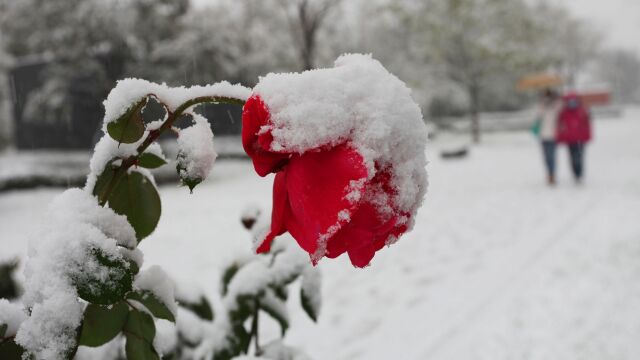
top-left (568, 143), bottom-right (585, 179)
top-left (541, 140), bottom-right (556, 177)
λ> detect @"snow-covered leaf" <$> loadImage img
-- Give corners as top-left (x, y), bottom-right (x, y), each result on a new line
top-left (106, 98), bottom-right (147, 144)
top-left (176, 113), bottom-right (216, 193)
top-left (300, 268), bottom-right (321, 323)
top-left (91, 161), bottom-right (117, 199)
top-left (108, 171), bottom-right (161, 241)
top-left (78, 302), bottom-right (128, 347)
top-left (177, 295), bottom-right (214, 322)
top-left (260, 289), bottom-right (289, 336)
top-left (127, 290), bottom-right (175, 323)
top-left (73, 248), bottom-right (133, 305)
top-left (132, 266), bottom-right (177, 321)
top-left (215, 324), bottom-right (250, 360)
top-left (271, 285), bottom-right (288, 301)
top-left (221, 262), bottom-right (242, 296)
top-left (260, 339), bottom-right (312, 360)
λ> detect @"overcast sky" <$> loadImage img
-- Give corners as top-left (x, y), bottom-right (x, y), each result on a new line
top-left (558, 0), bottom-right (640, 55)
top-left (193, 0), bottom-right (639, 55)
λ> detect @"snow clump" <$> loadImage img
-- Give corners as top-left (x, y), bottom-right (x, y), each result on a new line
top-left (15, 188), bottom-right (137, 359)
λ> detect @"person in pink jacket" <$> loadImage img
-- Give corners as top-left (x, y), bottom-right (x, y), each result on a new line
top-left (557, 93), bottom-right (592, 183)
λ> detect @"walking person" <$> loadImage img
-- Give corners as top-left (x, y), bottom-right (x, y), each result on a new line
top-left (533, 89), bottom-right (561, 185)
top-left (557, 93), bottom-right (592, 183)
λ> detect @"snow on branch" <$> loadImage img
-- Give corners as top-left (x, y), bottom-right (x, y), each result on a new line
top-left (103, 78), bottom-right (251, 128)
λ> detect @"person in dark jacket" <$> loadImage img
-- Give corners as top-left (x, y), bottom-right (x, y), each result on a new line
top-left (557, 93), bottom-right (592, 183)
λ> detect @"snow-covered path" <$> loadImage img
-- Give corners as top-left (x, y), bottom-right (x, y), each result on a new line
top-left (1, 110), bottom-right (639, 359)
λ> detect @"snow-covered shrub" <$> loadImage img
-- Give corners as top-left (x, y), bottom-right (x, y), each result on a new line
top-left (0, 79), bottom-right (251, 359)
top-left (155, 209), bottom-right (320, 360)
top-left (0, 54), bottom-right (427, 359)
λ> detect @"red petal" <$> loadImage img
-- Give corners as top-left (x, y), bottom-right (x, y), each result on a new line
top-left (256, 171), bottom-right (289, 253)
top-left (282, 144), bottom-right (369, 259)
top-left (241, 95), bottom-right (289, 176)
top-left (330, 168), bottom-right (408, 267)
top-left (327, 202), bottom-right (393, 267)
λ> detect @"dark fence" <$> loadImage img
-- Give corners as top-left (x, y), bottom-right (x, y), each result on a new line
top-left (9, 60), bottom-right (243, 150)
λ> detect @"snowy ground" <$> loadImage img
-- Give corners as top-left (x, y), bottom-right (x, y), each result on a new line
top-left (1, 109), bottom-right (639, 359)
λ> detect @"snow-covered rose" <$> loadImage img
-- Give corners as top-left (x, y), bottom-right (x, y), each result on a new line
top-left (242, 54), bottom-right (428, 267)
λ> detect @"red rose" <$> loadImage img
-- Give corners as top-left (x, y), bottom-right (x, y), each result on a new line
top-left (242, 95), bottom-right (412, 267)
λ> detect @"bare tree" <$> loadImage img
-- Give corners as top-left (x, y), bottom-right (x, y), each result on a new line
top-left (278, 0), bottom-right (343, 70)
top-left (420, 0), bottom-right (546, 143)
top-left (596, 49), bottom-right (640, 104)
top-left (533, 2), bottom-right (601, 88)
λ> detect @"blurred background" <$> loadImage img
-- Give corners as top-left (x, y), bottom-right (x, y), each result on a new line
top-left (1, 0), bottom-right (639, 359)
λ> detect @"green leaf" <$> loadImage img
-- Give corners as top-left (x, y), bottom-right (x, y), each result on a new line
top-left (107, 98), bottom-right (147, 144)
top-left (92, 162), bottom-right (118, 198)
top-left (108, 171), bottom-right (161, 242)
top-left (125, 334), bottom-right (159, 360)
top-left (74, 249), bottom-right (133, 305)
top-left (124, 309), bottom-right (159, 360)
top-left (124, 309), bottom-right (156, 342)
top-left (221, 262), bottom-right (241, 296)
top-left (271, 285), bottom-right (288, 301)
top-left (137, 152), bottom-right (167, 169)
top-left (0, 339), bottom-right (24, 359)
top-left (178, 296), bottom-right (213, 321)
top-left (213, 324), bottom-right (249, 360)
top-left (301, 287), bottom-right (319, 322)
top-left (126, 290), bottom-right (175, 322)
top-left (300, 268), bottom-right (321, 322)
top-left (79, 302), bottom-right (128, 347)
top-left (228, 294), bottom-right (255, 324)
top-left (0, 324), bottom-right (6, 338)
top-left (127, 258), bottom-right (140, 275)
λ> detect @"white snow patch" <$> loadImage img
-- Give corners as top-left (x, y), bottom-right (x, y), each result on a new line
top-left (85, 135), bottom-right (145, 192)
top-left (177, 113), bottom-right (217, 183)
top-left (154, 319), bottom-right (178, 356)
top-left (16, 188), bottom-right (133, 359)
top-left (176, 307), bottom-right (205, 345)
top-left (0, 299), bottom-right (27, 337)
top-left (174, 279), bottom-right (206, 305)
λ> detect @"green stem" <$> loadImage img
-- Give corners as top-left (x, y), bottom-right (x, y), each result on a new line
top-left (97, 95), bottom-right (245, 206)
top-left (249, 298), bottom-right (261, 355)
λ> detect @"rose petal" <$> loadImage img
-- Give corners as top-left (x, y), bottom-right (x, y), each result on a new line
top-left (242, 95), bottom-right (289, 176)
top-left (256, 171), bottom-right (289, 253)
top-left (328, 202), bottom-right (397, 267)
top-left (282, 144), bottom-right (369, 258)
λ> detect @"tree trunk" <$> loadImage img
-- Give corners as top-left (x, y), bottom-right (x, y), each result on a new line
top-left (469, 84), bottom-right (481, 143)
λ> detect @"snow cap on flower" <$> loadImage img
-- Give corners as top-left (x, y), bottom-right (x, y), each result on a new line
top-left (242, 54), bottom-right (428, 267)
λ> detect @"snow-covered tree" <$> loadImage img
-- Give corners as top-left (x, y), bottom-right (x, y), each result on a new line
top-left (413, 0), bottom-right (550, 142)
top-left (595, 49), bottom-right (640, 104)
top-left (531, 2), bottom-right (601, 89)
top-left (0, 32), bottom-right (13, 149)
top-left (0, 0), bottom-right (131, 125)
top-left (275, 0), bottom-right (344, 70)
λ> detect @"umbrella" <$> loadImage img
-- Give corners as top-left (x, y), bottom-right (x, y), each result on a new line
top-left (517, 73), bottom-right (562, 91)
